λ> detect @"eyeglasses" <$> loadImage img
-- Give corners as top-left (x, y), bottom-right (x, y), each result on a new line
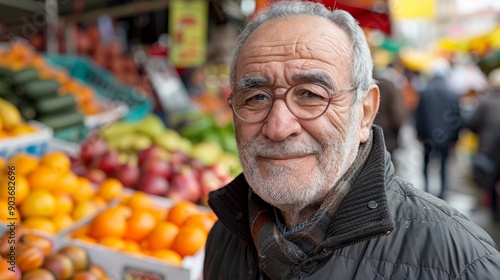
top-left (227, 83), bottom-right (356, 123)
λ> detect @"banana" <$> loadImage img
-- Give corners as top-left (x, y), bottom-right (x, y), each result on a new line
top-left (0, 97), bottom-right (22, 130)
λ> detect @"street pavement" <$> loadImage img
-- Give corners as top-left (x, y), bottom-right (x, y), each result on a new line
top-left (392, 123), bottom-right (500, 247)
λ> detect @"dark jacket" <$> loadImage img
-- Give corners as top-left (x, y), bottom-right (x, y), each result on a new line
top-left (204, 126), bottom-right (500, 280)
top-left (415, 75), bottom-right (462, 149)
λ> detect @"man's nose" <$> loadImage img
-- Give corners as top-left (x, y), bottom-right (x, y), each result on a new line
top-left (262, 99), bottom-right (302, 141)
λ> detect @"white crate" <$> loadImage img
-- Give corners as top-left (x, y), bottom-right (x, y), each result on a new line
top-left (0, 121), bottom-right (53, 159)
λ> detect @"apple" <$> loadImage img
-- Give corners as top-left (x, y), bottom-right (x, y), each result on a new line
top-left (80, 136), bottom-right (108, 164)
top-left (142, 157), bottom-right (172, 179)
top-left (198, 168), bottom-right (222, 197)
top-left (114, 162), bottom-right (141, 188)
top-left (84, 169), bottom-right (107, 185)
top-left (97, 149), bottom-right (120, 175)
top-left (167, 165), bottom-right (201, 202)
top-left (138, 145), bottom-right (169, 166)
top-left (137, 174), bottom-right (169, 196)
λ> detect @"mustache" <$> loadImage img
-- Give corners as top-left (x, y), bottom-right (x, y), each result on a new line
top-left (245, 136), bottom-right (322, 157)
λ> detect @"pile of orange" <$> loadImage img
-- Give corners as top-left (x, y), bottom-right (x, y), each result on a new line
top-left (0, 152), bottom-right (123, 234)
top-left (71, 191), bottom-right (217, 266)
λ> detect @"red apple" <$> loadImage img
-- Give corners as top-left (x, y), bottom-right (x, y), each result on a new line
top-left (84, 169), bottom-right (107, 185)
top-left (80, 136), bottom-right (107, 164)
top-left (138, 145), bottom-right (168, 166)
top-left (142, 158), bottom-right (172, 179)
top-left (167, 165), bottom-right (200, 202)
top-left (199, 168), bottom-right (223, 197)
top-left (97, 149), bottom-right (120, 175)
top-left (114, 162), bottom-right (140, 188)
top-left (137, 174), bottom-right (169, 196)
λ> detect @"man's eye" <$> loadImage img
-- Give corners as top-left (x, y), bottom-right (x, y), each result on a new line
top-left (244, 93), bottom-right (270, 105)
top-left (294, 89), bottom-right (325, 100)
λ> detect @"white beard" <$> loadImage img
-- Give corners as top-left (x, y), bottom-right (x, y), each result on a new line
top-left (237, 106), bottom-right (361, 210)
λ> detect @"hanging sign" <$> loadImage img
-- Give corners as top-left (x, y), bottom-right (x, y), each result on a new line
top-left (169, 0), bottom-right (208, 67)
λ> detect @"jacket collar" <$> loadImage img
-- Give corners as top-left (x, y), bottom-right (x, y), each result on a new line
top-left (208, 126), bottom-right (395, 248)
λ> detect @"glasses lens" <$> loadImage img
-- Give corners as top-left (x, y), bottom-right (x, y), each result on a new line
top-left (231, 89), bottom-right (272, 122)
top-left (288, 84), bottom-right (330, 119)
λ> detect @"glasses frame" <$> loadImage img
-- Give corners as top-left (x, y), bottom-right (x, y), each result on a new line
top-left (227, 83), bottom-right (357, 123)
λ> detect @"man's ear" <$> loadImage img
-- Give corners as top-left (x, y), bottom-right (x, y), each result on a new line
top-left (359, 84), bottom-right (380, 143)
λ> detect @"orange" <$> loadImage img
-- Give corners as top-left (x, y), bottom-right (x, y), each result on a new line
top-left (0, 175), bottom-right (29, 205)
top-left (0, 156), bottom-right (5, 171)
top-left (72, 199), bottom-right (98, 221)
top-left (171, 225), bottom-right (207, 257)
top-left (88, 208), bottom-right (127, 239)
top-left (166, 201), bottom-right (200, 227)
top-left (59, 171), bottom-right (79, 195)
top-left (121, 240), bottom-right (142, 255)
top-left (146, 221), bottom-right (179, 250)
top-left (22, 217), bottom-right (56, 234)
top-left (40, 151), bottom-right (71, 174)
top-left (7, 153), bottom-right (39, 176)
top-left (71, 225), bottom-right (89, 238)
top-left (53, 192), bottom-right (74, 215)
top-left (72, 177), bottom-right (95, 202)
top-left (91, 196), bottom-right (107, 210)
top-left (7, 124), bottom-right (36, 136)
top-left (183, 213), bottom-right (216, 233)
top-left (27, 165), bottom-right (59, 191)
top-left (151, 207), bottom-right (168, 221)
top-left (151, 249), bottom-right (183, 266)
top-left (20, 189), bottom-right (56, 218)
top-left (96, 178), bottom-right (123, 202)
top-left (123, 210), bottom-right (157, 241)
top-left (74, 235), bottom-right (96, 244)
top-left (53, 214), bottom-right (74, 231)
top-left (114, 205), bottom-right (133, 219)
top-left (0, 198), bottom-right (21, 222)
top-left (98, 236), bottom-right (126, 250)
top-left (126, 191), bottom-right (154, 211)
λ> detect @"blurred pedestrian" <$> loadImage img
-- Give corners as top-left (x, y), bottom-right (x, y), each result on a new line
top-left (373, 73), bottom-right (405, 157)
top-left (414, 59), bottom-right (462, 199)
top-left (464, 68), bottom-right (500, 222)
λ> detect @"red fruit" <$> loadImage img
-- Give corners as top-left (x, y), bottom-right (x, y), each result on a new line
top-left (199, 168), bottom-right (223, 197)
top-left (167, 165), bottom-right (200, 202)
top-left (80, 137), bottom-right (107, 164)
top-left (138, 174), bottom-right (169, 197)
top-left (115, 162), bottom-right (140, 188)
top-left (84, 169), bottom-right (107, 185)
top-left (138, 146), bottom-right (168, 166)
top-left (142, 158), bottom-right (172, 178)
top-left (98, 150), bottom-right (120, 175)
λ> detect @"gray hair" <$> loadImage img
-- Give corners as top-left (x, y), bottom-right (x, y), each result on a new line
top-left (230, 1), bottom-right (375, 102)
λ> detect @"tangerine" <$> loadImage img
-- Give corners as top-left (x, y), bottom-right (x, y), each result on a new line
top-left (7, 153), bottom-right (39, 176)
top-left (22, 217), bottom-right (56, 234)
top-left (126, 191), bottom-right (154, 211)
top-left (88, 208), bottom-right (127, 239)
top-left (183, 213), bottom-right (216, 233)
top-left (73, 199), bottom-right (99, 221)
top-left (59, 171), bottom-right (79, 195)
top-left (27, 165), bottom-right (59, 191)
top-left (166, 200), bottom-right (200, 227)
top-left (72, 177), bottom-right (95, 202)
top-left (53, 214), bottom-right (74, 231)
top-left (123, 210), bottom-right (157, 241)
top-left (96, 178), bottom-right (123, 202)
top-left (20, 189), bottom-right (56, 218)
top-left (151, 249), bottom-right (183, 266)
top-left (171, 225), bottom-right (207, 257)
top-left (98, 236), bottom-right (126, 251)
top-left (121, 240), bottom-right (142, 255)
top-left (0, 174), bottom-right (29, 205)
top-left (146, 221), bottom-right (179, 250)
top-left (40, 151), bottom-right (71, 173)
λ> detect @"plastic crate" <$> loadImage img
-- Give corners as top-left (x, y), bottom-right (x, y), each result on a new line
top-left (0, 121), bottom-right (53, 159)
top-left (44, 54), bottom-right (152, 122)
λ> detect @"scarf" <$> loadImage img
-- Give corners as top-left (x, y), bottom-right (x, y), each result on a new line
top-left (248, 135), bottom-right (373, 280)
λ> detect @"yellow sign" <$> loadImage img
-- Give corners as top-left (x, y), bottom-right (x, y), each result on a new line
top-left (169, 0), bottom-right (208, 67)
top-left (390, 0), bottom-right (436, 19)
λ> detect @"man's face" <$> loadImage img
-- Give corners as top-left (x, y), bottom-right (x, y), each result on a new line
top-left (234, 16), bottom-right (368, 209)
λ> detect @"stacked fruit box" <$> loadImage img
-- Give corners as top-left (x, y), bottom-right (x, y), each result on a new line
top-left (0, 121), bottom-right (53, 159)
top-left (60, 190), bottom-right (211, 280)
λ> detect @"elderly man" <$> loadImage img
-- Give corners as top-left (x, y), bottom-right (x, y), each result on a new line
top-left (203, 1), bottom-right (500, 279)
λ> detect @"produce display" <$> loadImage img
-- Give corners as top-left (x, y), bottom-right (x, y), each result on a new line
top-left (68, 191), bottom-right (216, 266)
top-left (0, 98), bottom-right (37, 139)
top-left (0, 227), bottom-right (111, 279)
top-left (0, 152), bottom-right (121, 234)
top-left (72, 114), bottom-right (240, 204)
